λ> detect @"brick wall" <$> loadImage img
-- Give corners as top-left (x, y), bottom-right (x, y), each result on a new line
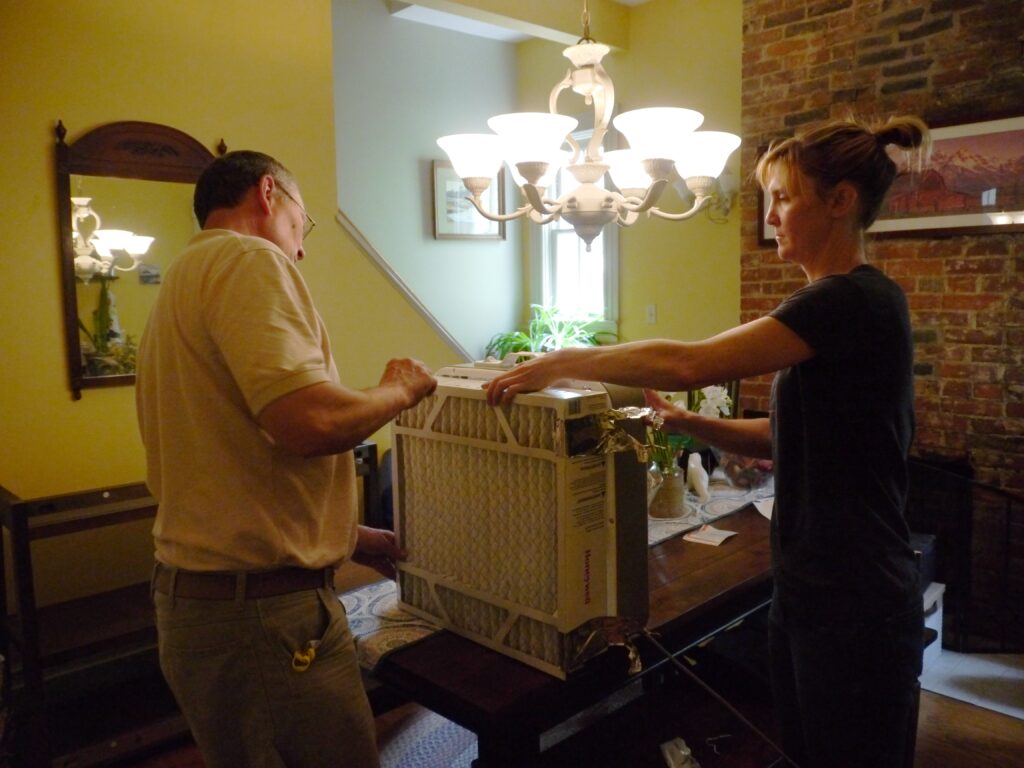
top-left (740, 0), bottom-right (1024, 492)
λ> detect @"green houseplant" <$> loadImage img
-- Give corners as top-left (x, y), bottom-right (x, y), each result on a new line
top-left (77, 275), bottom-right (137, 376)
top-left (484, 304), bottom-right (616, 360)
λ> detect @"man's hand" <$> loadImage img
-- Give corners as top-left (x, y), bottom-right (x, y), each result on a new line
top-left (351, 525), bottom-right (407, 580)
top-left (380, 358), bottom-right (437, 409)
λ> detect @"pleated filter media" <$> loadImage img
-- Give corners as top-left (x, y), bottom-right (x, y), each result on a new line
top-left (393, 365), bottom-right (648, 678)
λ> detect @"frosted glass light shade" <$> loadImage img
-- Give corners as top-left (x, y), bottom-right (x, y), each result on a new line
top-left (612, 107), bottom-right (704, 161)
top-left (127, 235), bottom-right (155, 255)
top-left (507, 150), bottom-right (571, 188)
top-left (437, 134), bottom-right (505, 179)
top-left (603, 149), bottom-right (651, 192)
top-left (487, 112), bottom-right (578, 166)
top-left (674, 131), bottom-right (741, 179)
top-left (91, 229), bottom-right (134, 257)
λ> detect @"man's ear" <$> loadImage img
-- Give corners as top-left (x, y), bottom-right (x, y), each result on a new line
top-left (830, 181), bottom-right (859, 219)
top-left (256, 174), bottom-right (277, 215)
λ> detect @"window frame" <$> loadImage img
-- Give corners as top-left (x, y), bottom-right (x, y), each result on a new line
top-left (527, 129), bottom-right (619, 334)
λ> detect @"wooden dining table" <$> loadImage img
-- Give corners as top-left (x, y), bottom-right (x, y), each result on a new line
top-left (374, 504), bottom-right (777, 767)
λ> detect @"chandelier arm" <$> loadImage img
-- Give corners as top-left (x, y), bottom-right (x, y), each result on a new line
top-left (111, 254), bottom-right (142, 272)
top-left (648, 196), bottom-right (714, 221)
top-left (466, 196), bottom-right (533, 223)
top-left (618, 178), bottom-right (670, 214)
top-left (528, 209), bottom-right (560, 225)
top-left (566, 134), bottom-right (582, 165)
top-left (72, 205), bottom-right (101, 258)
top-left (585, 63), bottom-right (614, 163)
top-left (549, 69), bottom-right (573, 114)
top-left (586, 95), bottom-right (607, 163)
top-left (522, 184), bottom-right (563, 216)
top-left (550, 71), bottom-right (583, 165)
top-left (616, 209), bottom-right (641, 227)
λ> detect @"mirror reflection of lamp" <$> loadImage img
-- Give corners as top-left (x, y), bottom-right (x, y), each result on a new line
top-left (70, 197), bottom-right (155, 282)
top-left (69, 196), bottom-right (155, 363)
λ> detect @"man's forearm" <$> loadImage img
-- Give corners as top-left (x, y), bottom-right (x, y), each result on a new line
top-left (258, 381), bottom-right (416, 457)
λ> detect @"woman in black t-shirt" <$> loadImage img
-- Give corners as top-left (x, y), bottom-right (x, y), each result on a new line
top-left (485, 115), bottom-right (930, 768)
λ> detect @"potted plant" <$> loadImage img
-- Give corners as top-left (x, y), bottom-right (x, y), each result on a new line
top-left (484, 304), bottom-right (616, 360)
top-left (77, 275), bottom-right (137, 376)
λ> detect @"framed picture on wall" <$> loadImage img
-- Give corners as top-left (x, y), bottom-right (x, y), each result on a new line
top-left (432, 160), bottom-right (505, 240)
top-left (757, 113), bottom-right (1024, 243)
top-left (871, 114), bottom-right (1024, 237)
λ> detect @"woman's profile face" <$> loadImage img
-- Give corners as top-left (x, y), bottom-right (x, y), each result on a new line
top-left (763, 163), bottom-right (833, 270)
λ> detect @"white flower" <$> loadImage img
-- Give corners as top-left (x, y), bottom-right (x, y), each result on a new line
top-left (694, 385), bottom-right (732, 419)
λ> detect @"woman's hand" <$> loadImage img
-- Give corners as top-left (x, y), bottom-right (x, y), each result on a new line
top-left (351, 525), bottom-right (407, 580)
top-left (643, 388), bottom-right (691, 434)
top-left (485, 352), bottom-right (572, 406)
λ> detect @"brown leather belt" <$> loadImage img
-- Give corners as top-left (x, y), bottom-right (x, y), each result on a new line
top-left (153, 563), bottom-right (334, 600)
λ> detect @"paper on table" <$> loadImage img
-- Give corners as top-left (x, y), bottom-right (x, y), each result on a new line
top-left (683, 524), bottom-right (737, 546)
top-left (754, 497), bottom-right (774, 520)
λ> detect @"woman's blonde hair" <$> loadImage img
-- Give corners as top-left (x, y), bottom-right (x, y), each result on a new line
top-left (755, 115), bottom-right (930, 228)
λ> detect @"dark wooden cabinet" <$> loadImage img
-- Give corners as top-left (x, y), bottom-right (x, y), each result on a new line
top-left (0, 481), bottom-right (185, 767)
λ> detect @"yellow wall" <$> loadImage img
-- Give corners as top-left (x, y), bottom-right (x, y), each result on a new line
top-left (0, 0), bottom-right (741, 605)
top-left (0, 0), bottom-right (454, 604)
top-left (515, 0), bottom-right (742, 343)
top-left (618, 0), bottom-right (742, 342)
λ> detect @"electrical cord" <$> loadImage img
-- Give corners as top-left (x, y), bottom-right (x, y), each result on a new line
top-left (639, 627), bottom-right (800, 768)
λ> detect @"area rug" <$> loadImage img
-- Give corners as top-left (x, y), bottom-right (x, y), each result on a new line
top-left (338, 583), bottom-right (476, 766)
top-left (340, 579), bottom-right (439, 670)
top-left (378, 708), bottom-right (477, 768)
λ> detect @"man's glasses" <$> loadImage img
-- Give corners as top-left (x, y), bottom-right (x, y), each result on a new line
top-left (277, 185), bottom-right (316, 239)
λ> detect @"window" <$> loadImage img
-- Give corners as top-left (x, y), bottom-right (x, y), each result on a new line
top-left (530, 131), bottom-right (618, 330)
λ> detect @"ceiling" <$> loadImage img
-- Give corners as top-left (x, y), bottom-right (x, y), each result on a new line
top-left (390, 4), bottom-right (528, 42)
top-left (391, 1), bottom-right (652, 44)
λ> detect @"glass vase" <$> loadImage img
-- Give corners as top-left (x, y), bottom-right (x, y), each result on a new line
top-left (648, 467), bottom-right (689, 519)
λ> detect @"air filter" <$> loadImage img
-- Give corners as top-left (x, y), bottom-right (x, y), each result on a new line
top-left (393, 363), bottom-right (648, 678)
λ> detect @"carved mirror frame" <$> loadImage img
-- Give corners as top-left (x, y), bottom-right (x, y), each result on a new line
top-left (56, 120), bottom-right (221, 399)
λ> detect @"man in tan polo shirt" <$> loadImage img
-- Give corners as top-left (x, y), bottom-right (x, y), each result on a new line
top-left (136, 150), bottom-right (436, 768)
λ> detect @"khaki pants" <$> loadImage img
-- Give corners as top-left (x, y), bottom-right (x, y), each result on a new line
top-left (154, 585), bottom-right (379, 768)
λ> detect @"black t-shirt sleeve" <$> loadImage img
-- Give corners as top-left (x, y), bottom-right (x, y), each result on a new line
top-left (769, 276), bottom-right (864, 355)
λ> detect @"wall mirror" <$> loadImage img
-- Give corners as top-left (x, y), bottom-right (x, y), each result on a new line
top-left (56, 120), bottom-right (221, 399)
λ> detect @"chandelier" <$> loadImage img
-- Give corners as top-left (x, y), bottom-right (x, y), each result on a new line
top-left (70, 196), bottom-right (154, 282)
top-left (436, 1), bottom-right (740, 249)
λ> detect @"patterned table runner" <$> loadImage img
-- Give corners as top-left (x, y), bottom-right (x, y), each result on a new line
top-left (648, 469), bottom-right (774, 546)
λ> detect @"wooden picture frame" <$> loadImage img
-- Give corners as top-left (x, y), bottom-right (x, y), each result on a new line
top-left (757, 113), bottom-right (1024, 244)
top-left (432, 160), bottom-right (505, 240)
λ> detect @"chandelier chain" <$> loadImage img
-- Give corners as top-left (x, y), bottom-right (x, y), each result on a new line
top-left (579, 0), bottom-right (594, 44)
